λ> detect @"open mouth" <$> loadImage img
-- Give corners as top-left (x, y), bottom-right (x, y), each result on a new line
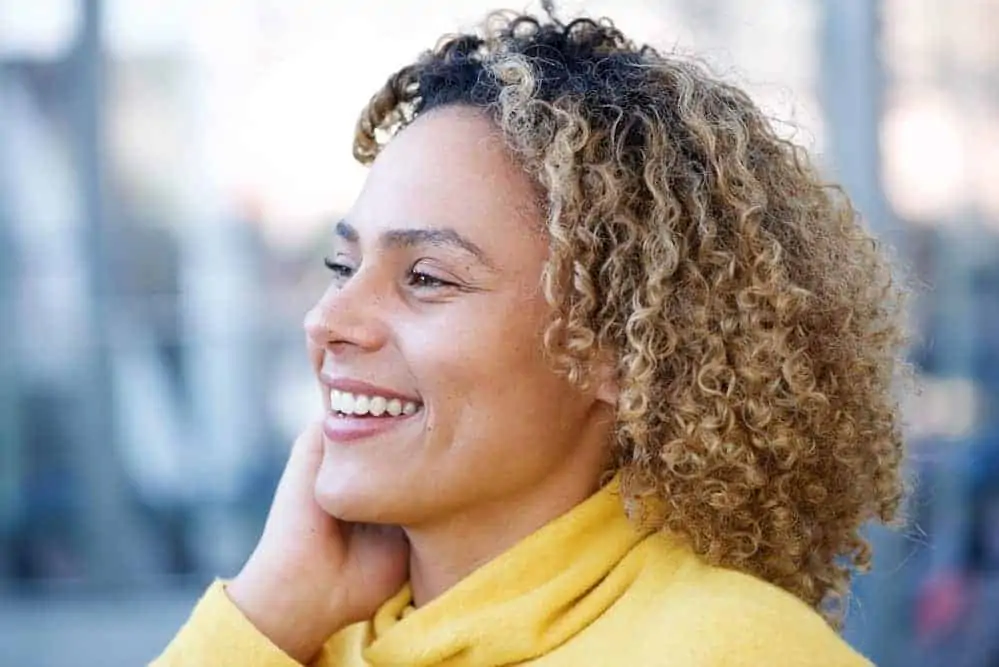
top-left (329, 389), bottom-right (422, 418)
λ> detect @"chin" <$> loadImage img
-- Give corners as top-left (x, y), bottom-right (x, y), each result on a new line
top-left (314, 454), bottom-right (401, 524)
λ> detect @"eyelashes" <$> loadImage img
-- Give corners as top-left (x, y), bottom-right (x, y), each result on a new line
top-left (323, 257), bottom-right (353, 279)
top-left (323, 258), bottom-right (458, 290)
top-left (408, 271), bottom-right (451, 289)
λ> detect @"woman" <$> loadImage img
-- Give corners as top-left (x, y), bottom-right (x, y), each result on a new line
top-left (154, 7), bottom-right (906, 666)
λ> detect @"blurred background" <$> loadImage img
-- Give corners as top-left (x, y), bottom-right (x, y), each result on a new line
top-left (0, 0), bottom-right (997, 665)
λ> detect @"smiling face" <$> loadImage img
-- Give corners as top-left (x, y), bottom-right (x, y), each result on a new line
top-left (304, 106), bottom-right (616, 528)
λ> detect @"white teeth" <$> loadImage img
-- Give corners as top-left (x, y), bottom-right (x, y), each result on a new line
top-left (369, 396), bottom-right (387, 416)
top-left (330, 390), bottom-right (420, 417)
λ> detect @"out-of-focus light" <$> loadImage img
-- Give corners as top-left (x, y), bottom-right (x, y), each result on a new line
top-left (216, 43), bottom-right (366, 247)
top-left (882, 94), bottom-right (968, 223)
top-left (0, 0), bottom-right (78, 60)
top-left (975, 125), bottom-right (999, 223)
top-left (903, 376), bottom-right (981, 440)
top-left (105, 0), bottom-right (191, 57)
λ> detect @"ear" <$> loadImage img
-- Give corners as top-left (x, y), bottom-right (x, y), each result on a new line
top-left (592, 354), bottom-right (619, 407)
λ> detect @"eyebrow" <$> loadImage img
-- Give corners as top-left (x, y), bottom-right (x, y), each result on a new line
top-left (334, 219), bottom-right (494, 268)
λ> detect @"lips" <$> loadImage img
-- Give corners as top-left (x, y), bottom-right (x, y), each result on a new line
top-left (320, 376), bottom-right (424, 443)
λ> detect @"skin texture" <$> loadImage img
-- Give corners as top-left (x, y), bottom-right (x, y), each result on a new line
top-left (230, 107), bottom-right (617, 663)
top-left (228, 423), bottom-right (409, 663)
top-left (307, 106), bottom-right (617, 604)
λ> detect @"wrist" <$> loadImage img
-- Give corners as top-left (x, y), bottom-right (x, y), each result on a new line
top-left (227, 566), bottom-right (344, 664)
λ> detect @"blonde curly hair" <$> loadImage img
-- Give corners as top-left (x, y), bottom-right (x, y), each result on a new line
top-left (352, 6), bottom-right (908, 626)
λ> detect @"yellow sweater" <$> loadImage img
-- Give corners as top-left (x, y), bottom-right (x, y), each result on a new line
top-left (152, 480), bottom-right (872, 666)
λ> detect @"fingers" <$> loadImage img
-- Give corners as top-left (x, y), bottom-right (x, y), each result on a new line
top-left (350, 524), bottom-right (409, 560)
top-left (343, 523), bottom-right (410, 600)
top-left (265, 421), bottom-right (327, 532)
top-left (281, 421), bottom-right (324, 490)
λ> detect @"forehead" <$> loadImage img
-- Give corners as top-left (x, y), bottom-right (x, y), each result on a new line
top-left (346, 107), bottom-right (545, 248)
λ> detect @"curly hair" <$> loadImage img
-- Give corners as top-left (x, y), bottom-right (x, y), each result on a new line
top-left (352, 5), bottom-right (908, 626)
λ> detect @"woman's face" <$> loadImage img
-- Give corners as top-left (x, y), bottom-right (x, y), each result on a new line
top-left (305, 106), bottom-right (615, 526)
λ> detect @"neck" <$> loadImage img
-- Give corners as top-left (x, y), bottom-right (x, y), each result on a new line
top-left (403, 465), bottom-right (604, 608)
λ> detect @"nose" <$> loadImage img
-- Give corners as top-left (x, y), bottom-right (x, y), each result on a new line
top-left (304, 276), bottom-right (389, 355)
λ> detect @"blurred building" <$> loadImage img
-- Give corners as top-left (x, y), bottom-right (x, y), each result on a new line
top-left (0, 1), bottom-right (997, 666)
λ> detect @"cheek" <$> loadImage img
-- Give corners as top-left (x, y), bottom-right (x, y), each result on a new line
top-left (408, 296), bottom-right (547, 376)
top-left (400, 324), bottom-right (512, 408)
top-left (404, 301), bottom-right (560, 428)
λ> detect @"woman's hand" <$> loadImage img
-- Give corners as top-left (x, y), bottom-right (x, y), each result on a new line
top-left (227, 422), bottom-right (409, 664)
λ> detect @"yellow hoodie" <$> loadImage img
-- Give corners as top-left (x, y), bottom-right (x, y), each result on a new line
top-left (152, 479), bottom-right (872, 666)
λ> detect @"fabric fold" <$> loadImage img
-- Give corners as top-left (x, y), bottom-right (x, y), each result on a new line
top-left (362, 476), bottom-right (654, 667)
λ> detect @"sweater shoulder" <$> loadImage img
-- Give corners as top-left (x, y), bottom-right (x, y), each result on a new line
top-left (617, 538), bottom-right (874, 666)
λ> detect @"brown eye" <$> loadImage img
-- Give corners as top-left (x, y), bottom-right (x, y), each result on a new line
top-left (408, 270), bottom-right (453, 289)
